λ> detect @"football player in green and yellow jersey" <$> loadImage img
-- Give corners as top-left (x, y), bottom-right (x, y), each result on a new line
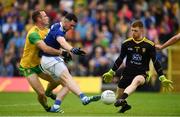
top-left (19, 10), bottom-right (69, 112)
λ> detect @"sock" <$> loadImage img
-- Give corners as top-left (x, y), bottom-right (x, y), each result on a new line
top-left (53, 100), bottom-right (61, 109)
top-left (79, 93), bottom-right (86, 99)
top-left (120, 93), bottom-right (128, 100)
top-left (55, 100), bottom-right (61, 105)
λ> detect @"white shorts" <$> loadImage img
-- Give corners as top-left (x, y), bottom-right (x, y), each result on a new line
top-left (40, 56), bottom-right (68, 80)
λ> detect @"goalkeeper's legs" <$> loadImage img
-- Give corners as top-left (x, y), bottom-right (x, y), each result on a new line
top-left (115, 87), bottom-right (127, 107)
top-left (115, 88), bottom-right (131, 113)
top-left (114, 75), bottom-right (145, 112)
top-left (118, 102), bottom-right (131, 113)
top-left (27, 74), bottom-right (50, 112)
top-left (116, 87), bottom-right (124, 99)
top-left (123, 75), bottom-right (145, 95)
top-left (115, 75), bottom-right (145, 108)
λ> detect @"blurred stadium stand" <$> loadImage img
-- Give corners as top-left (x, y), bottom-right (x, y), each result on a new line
top-left (168, 41), bottom-right (180, 92)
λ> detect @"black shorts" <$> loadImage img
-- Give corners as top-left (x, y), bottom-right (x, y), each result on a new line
top-left (118, 71), bottom-right (147, 89)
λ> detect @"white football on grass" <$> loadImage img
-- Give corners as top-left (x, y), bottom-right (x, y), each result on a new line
top-left (101, 90), bottom-right (116, 105)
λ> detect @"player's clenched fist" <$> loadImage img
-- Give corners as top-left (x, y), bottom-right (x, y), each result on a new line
top-left (62, 51), bottom-right (72, 63)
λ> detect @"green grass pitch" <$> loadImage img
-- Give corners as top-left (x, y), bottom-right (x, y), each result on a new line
top-left (0, 92), bottom-right (180, 116)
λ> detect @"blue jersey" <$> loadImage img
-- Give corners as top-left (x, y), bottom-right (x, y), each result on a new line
top-left (41, 22), bottom-right (66, 56)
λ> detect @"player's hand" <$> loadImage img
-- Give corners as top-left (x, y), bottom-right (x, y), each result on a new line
top-left (102, 69), bottom-right (115, 83)
top-left (70, 48), bottom-right (86, 56)
top-left (155, 44), bottom-right (163, 50)
top-left (159, 75), bottom-right (174, 92)
top-left (62, 51), bottom-right (72, 63)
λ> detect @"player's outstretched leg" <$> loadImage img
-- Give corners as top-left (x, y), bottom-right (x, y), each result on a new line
top-left (89, 95), bottom-right (101, 101)
top-left (118, 104), bottom-right (131, 113)
top-left (49, 106), bottom-right (64, 113)
top-left (81, 94), bottom-right (101, 105)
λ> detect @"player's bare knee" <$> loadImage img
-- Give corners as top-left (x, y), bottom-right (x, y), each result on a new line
top-left (134, 75), bottom-right (145, 85)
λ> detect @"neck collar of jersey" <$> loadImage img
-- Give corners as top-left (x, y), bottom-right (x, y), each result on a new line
top-left (132, 37), bottom-right (145, 44)
top-left (34, 25), bottom-right (46, 30)
top-left (60, 22), bottom-right (66, 33)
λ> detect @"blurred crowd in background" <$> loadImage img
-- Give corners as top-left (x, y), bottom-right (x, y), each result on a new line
top-left (0, 0), bottom-right (179, 78)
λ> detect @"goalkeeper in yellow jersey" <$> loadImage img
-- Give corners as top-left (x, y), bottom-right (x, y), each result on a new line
top-left (19, 10), bottom-right (70, 112)
top-left (103, 20), bottom-right (173, 113)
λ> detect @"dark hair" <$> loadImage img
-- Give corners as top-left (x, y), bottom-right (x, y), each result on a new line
top-left (65, 13), bottom-right (78, 23)
top-left (131, 20), bottom-right (144, 28)
top-left (32, 10), bottom-right (43, 22)
top-left (61, 10), bottom-right (68, 17)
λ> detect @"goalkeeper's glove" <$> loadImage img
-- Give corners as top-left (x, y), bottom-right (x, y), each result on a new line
top-left (102, 69), bottom-right (115, 83)
top-left (70, 48), bottom-right (86, 56)
top-left (159, 75), bottom-right (174, 92)
top-left (146, 71), bottom-right (152, 83)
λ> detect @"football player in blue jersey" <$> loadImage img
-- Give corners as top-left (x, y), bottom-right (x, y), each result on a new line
top-left (40, 13), bottom-right (100, 113)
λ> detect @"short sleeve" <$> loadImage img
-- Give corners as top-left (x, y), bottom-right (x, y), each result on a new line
top-left (28, 32), bottom-right (41, 44)
top-left (55, 30), bottom-right (65, 39)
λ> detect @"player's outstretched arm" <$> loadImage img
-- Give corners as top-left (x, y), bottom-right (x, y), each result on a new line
top-left (155, 33), bottom-right (180, 50)
top-left (57, 36), bottom-right (86, 56)
top-left (103, 44), bottom-right (126, 83)
top-left (61, 50), bottom-right (72, 63)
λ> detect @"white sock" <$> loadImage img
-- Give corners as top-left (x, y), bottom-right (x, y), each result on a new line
top-left (53, 104), bottom-right (60, 109)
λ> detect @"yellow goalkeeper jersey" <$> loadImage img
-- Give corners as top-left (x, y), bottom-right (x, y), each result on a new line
top-left (20, 25), bottom-right (49, 68)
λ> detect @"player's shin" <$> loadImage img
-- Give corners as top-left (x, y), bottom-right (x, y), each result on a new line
top-left (56, 86), bottom-right (69, 100)
top-left (50, 85), bottom-right (69, 112)
top-left (60, 70), bottom-right (82, 96)
top-left (37, 94), bottom-right (50, 111)
top-left (45, 82), bottom-right (59, 100)
top-left (50, 90), bottom-right (66, 112)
